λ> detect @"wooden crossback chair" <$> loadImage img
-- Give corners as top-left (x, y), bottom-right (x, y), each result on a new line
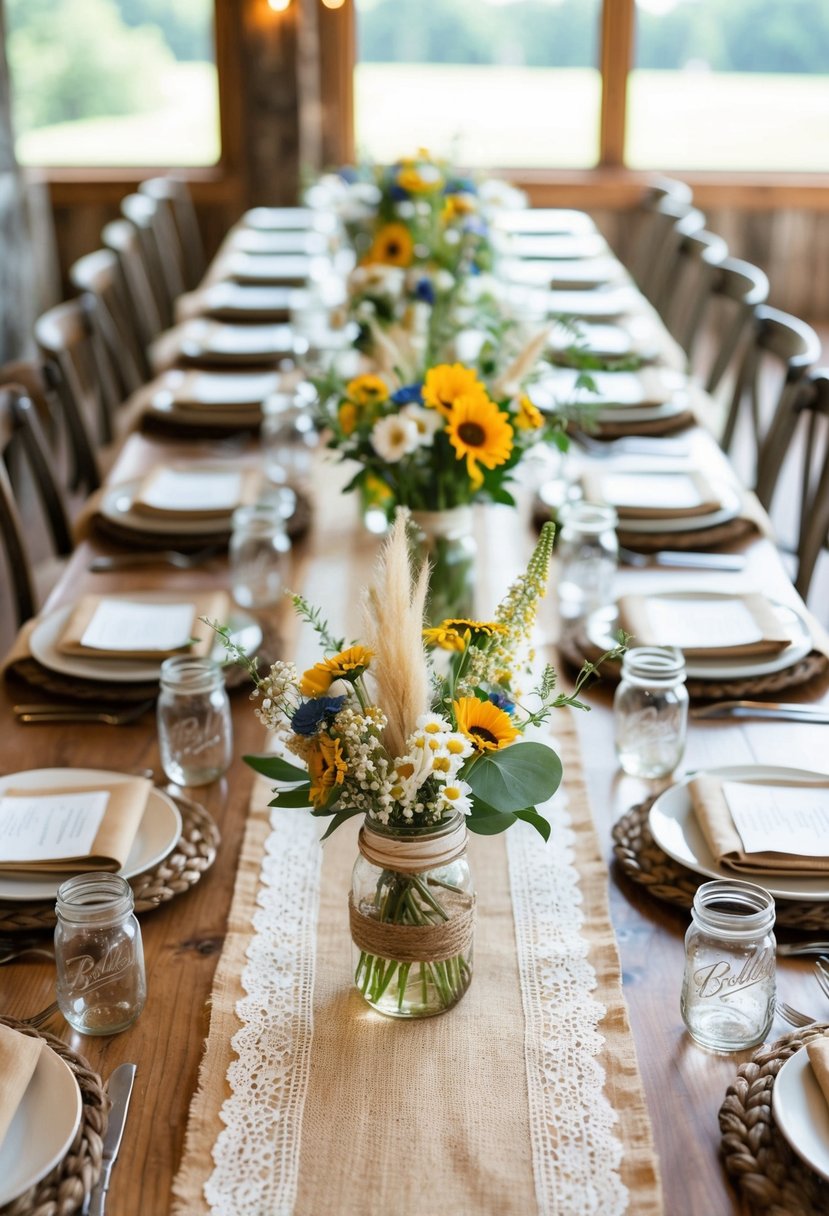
top-left (121, 192), bottom-right (186, 328)
top-left (138, 176), bottom-right (206, 290)
top-left (757, 369), bottom-right (829, 601)
top-left (692, 257), bottom-right (770, 399)
top-left (102, 218), bottom-right (165, 354)
top-left (627, 177), bottom-right (693, 291)
top-left (644, 199), bottom-right (705, 311)
top-left (0, 384), bottom-right (73, 629)
top-left (660, 228), bottom-right (729, 356)
top-left (70, 248), bottom-right (148, 391)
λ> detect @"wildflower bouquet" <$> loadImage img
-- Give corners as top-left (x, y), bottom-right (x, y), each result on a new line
top-left (218, 517), bottom-right (624, 1017)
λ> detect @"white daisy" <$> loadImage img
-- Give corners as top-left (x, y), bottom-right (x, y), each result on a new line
top-left (439, 781), bottom-right (473, 816)
top-left (402, 404), bottom-right (443, 446)
top-left (370, 415), bottom-right (419, 463)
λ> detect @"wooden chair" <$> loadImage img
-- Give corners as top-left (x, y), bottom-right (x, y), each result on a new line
top-left (120, 193), bottom-right (185, 329)
top-left (33, 298), bottom-right (124, 493)
top-left (0, 385), bottom-right (73, 631)
top-left (138, 176), bottom-right (206, 290)
top-left (644, 199), bottom-right (705, 310)
top-left (722, 304), bottom-right (821, 491)
top-left (627, 178), bottom-right (694, 294)
top-left (102, 218), bottom-right (165, 352)
top-left (660, 228), bottom-right (729, 356)
top-left (70, 248), bottom-right (148, 389)
top-left (756, 369), bottom-right (829, 600)
top-left (691, 257), bottom-right (770, 398)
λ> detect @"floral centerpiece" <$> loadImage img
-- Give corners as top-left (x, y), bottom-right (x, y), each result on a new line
top-left (214, 516), bottom-right (623, 1019)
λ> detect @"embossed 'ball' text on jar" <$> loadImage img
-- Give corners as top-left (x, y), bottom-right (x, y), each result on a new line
top-left (680, 879), bottom-right (776, 1052)
top-left (350, 813), bottom-right (476, 1019)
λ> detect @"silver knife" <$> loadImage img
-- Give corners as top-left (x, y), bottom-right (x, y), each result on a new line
top-left (85, 1063), bottom-right (137, 1216)
top-left (691, 700), bottom-right (829, 723)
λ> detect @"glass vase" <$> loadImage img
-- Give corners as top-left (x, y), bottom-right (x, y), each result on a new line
top-left (350, 815), bottom-right (475, 1018)
top-left (410, 507), bottom-right (476, 626)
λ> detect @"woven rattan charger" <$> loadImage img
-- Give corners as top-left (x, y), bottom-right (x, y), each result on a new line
top-left (720, 1024), bottom-right (829, 1216)
top-left (0, 1018), bottom-right (108, 1216)
top-left (0, 787), bottom-right (220, 934)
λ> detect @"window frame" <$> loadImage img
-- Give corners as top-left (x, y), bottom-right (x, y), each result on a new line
top-left (333, 0), bottom-right (829, 211)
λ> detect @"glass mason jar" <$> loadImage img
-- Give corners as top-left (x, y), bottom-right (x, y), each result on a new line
top-left (261, 389), bottom-right (317, 494)
top-left (229, 501), bottom-right (291, 608)
top-left (157, 656), bottom-right (232, 786)
top-left (55, 873), bottom-right (146, 1036)
top-left (614, 646), bottom-right (689, 778)
top-left (350, 814), bottom-right (475, 1019)
top-left (556, 501), bottom-right (618, 625)
top-left (410, 507), bottom-right (476, 627)
top-left (680, 879), bottom-right (776, 1052)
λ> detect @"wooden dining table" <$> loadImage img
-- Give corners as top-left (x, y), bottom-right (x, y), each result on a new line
top-left (2, 237), bottom-right (828, 1216)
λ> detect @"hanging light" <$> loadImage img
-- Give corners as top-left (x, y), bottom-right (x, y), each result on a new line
top-left (321, 0), bottom-right (346, 8)
top-left (267, 0), bottom-right (292, 10)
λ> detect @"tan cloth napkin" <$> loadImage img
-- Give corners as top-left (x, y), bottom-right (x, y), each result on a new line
top-left (0, 776), bottom-right (151, 873)
top-left (689, 774), bottom-right (829, 875)
top-left (618, 592), bottom-right (793, 659)
top-left (807, 1039), bottom-right (829, 1107)
top-left (133, 466), bottom-right (262, 520)
top-left (57, 590), bottom-right (228, 661)
top-left (582, 468), bottom-right (723, 519)
top-left (0, 1025), bottom-right (44, 1147)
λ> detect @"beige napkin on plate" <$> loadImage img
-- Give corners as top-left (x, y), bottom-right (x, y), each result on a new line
top-left (0, 776), bottom-right (151, 874)
top-left (582, 468), bottom-right (723, 519)
top-left (57, 589), bottom-right (229, 661)
top-left (689, 774), bottom-right (829, 875)
top-left (618, 592), bottom-right (793, 659)
top-left (807, 1039), bottom-right (829, 1107)
top-left (133, 466), bottom-right (262, 519)
top-left (0, 1024), bottom-right (44, 1147)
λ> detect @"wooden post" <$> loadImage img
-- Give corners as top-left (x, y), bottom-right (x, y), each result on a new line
top-left (599, 0), bottom-right (635, 168)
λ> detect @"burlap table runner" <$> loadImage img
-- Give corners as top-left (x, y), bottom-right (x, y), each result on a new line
top-left (172, 710), bottom-right (662, 1216)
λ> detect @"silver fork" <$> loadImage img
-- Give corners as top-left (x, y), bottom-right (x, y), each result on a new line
top-left (88, 544), bottom-right (221, 572)
top-left (777, 1001), bottom-right (815, 1028)
top-left (815, 957), bottom-right (829, 1002)
top-left (16, 1000), bottom-right (59, 1029)
top-left (13, 698), bottom-right (156, 726)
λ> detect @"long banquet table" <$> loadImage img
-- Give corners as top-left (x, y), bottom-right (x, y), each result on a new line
top-left (2, 218), bottom-right (828, 1216)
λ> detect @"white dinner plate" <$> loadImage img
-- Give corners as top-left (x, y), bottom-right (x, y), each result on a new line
top-left (0, 768), bottom-right (182, 901)
top-left (594, 399), bottom-right (690, 424)
top-left (0, 1045), bottom-right (83, 1205)
top-left (144, 399), bottom-right (263, 429)
top-left (773, 1045), bottom-right (829, 1181)
top-left (30, 598), bottom-right (262, 684)
top-left (177, 319), bottom-right (298, 365)
top-left (613, 482), bottom-right (743, 533)
top-left (587, 593), bottom-right (812, 680)
top-left (544, 287), bottom-right (640, 320)
top-left (100, 477), bottom-right (234, 538)
top-left (647, 765), bottom-right (829, 901)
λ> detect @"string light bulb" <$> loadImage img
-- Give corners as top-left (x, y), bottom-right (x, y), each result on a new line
top-left (267, 0), bottom-right (292, 10)
top-left (321, 0), bottom-right (346, 8)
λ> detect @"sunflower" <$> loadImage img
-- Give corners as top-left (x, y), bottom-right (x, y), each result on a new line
top-left (346, 374), bottom-right (389, 407)
top-left (307, 734), bottom-right (348, 807)
top-left (300, 645), bottom-right (374, 698)
top-left (515, 394), bottom-right (543, 431)
top-left (422, 624), bottom-right (468, 652)
top-left (446, 395), bottom-right (514, 489)
top-left (367, 222), bottom-right (414, 267)
top-left (397, 165), bottom-right (443, 194)
top-left (422, 363), bottom-right (488, 418)
top-left (442, 619), bottom-right (505, 638)
top-left (453, 697), bottom-right (519, 753)
top-left (338, 401), bottom-right (358, 436)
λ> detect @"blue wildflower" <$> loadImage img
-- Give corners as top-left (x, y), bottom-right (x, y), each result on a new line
top-left (413, 278), bottom-right (435, 305)
top-left (388, 184), bottom-right (409, 202)
top-left (291, 695), bottom-right (346, 736)
top-left (391, 383), bottom-right (424, 406)
top-left (488, 692), bottom-right (515, 714)
top-left (444, 177), bottom-right (477, 196)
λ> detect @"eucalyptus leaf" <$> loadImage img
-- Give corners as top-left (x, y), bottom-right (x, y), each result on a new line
top-left (319, 806), bottom-right (364, 840)
top-left (466, 800), bottom-right (517, 835)
top-left (464, 742), bottom-right (562, 813)
top-left (244, 753), bottom-right (309, 783)
top-left (269, 785), bottom-right (313, 808)
top-left (514, 807), bottom-right (552, 843)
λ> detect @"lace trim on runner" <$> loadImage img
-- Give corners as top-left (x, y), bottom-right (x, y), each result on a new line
top-left (507, 783), bottom-right (629, 1216)
top-left (204, 804), bottom-right (322, 1216)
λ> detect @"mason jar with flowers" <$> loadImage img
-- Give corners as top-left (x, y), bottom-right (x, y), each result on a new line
top-left (212, 517), bottom-right (624, 1019)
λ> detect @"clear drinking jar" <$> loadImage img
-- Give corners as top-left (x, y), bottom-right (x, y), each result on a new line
top-left (229, 501), bottom-right (291, 608)
top-left (350, 814), bottom-right (475, 1019)
top-left (261, 389), bottom-right (317, 492)
top-left (410, 507), bottom-right (476, 627)
top-left (157, 656), bottom-right (232, 786)
top-left (556, 501), bottom-right (618, 624)
top-left (680, 879), bottom-right (776, 1052)
top-left (55, 873), bottom-right (146, 1036)
top-left (614, 646), bottom-right (689, 778)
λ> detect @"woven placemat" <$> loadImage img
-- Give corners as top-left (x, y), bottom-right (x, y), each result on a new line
top-left (559, 628), bottom-right (829, 702)
top-left (720, 1024), bottom-right (829, 1216)
top-left (0, 1018), bottom-right (108, 1216)
top-left (591, 409), bottom-right (696, 439)
top-left (89, 488), bottom-right (313, 551)
top-left (0, 788), bottom-right (220, 933)
top-left (612, 794), bottom-right (829, 930)
top-left (617, 515), bottom-right (759, 552)
top-left (4, 616), bottom-right (282, 706)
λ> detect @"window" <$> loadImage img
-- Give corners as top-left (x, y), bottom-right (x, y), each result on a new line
top-left (627, 0), bottom-right (829, 172)
top-left (353, 0), bottom-right (602, 169)
top-left (6, 0), bottom-right (220, 167)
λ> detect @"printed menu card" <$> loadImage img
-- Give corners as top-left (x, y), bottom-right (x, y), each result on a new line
top-left (619, 593), bottom-right (793, 659)
top-left (134, 465), bottom-right (261, 518)
top-left (57, 590), bottom-right (228, 661)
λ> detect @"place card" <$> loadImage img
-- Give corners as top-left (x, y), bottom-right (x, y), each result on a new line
top-left (57, 590), bottom-right (228, 660)
top-left (619, 593), bottom-right (793, 658)
top-left (0, 777), bottom-right (151, 873)
top-left (582, 469), bottom-right (722, 519)
top-left (134, 466), bottom-right (262, 518)
top-left (689, 775), bottom-right (829, 874)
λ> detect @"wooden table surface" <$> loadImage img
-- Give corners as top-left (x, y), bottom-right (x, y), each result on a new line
top-left (3, 343), bottom-right (829, 1215)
